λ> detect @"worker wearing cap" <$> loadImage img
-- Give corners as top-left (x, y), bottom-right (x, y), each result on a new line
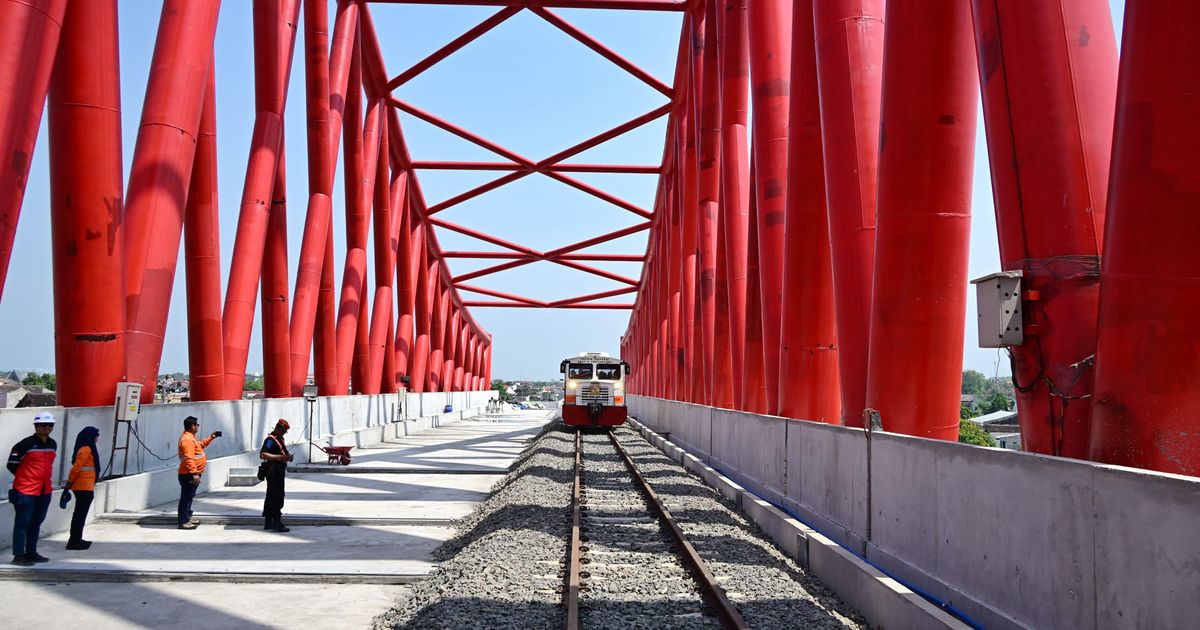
top-left (259, 419), bottom-right (293, 532)
top-left (176, 416), bottom-right (221, 530)
top-left (6, 411), bottom-right (58, 566)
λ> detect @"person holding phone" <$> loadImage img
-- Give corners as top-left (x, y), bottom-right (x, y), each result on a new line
top-left (176, 416), bottom-right (220, 530)
top-left (259, 419), bottom-right (293, 532)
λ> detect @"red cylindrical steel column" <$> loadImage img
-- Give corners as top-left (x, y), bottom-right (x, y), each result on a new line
top-left (123, 0), bottom-right (221, 402)
top-left (814, 0), bottom-right (885, 424)
top-left (696, 0), bottom-right (721, 406)
top-left (315, 226), bottom-right (339, 394)
top-left (778, 0), bottom-right (840, 424)
top-left (717, 0), bottom-right (751, 409)
top-left (261, 151), bottom-right (292, 399)
top-left (972, 0), bottom-right (1117, 457)
top-left (382, 313), bottom-right (397, 393)
top-left (290, 0), bottom-right (356, 395)
top-left (47, 0), bottom-right (124, 408)
top-left (712, 180), bottom-right (734, 409)
top-left (747, 0), bottom-right (793, 416)
top-left (351, 96), bottom-right (384, 394)
top-left (1090, 1), bottom-right (1200, 476)
top-left (0, 0), bottom-right (67, 305)
top-left (427, 285), bottom-right (449, 392)
top-left (222, 0), bottom-right (301, 399)
top-left (183, 67), bottom-right (224, 402)
top-left (865, 0), bottom-right (976, 439)
top-left (365, 286), bottom-right (392, 395)
top-left (409, 233), bottom-right (432, 393)
top-left (396, 200), bottom-right (421, 387)
top-left (742, 170), bottom-right (766, 414)
top-left (443, 310), bottom-right (460, 391)
top-left (335, 247), bottom-right (368, 394)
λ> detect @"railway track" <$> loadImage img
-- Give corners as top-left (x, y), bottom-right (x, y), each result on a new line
top-left (565, 428), bottom-right (749, 629)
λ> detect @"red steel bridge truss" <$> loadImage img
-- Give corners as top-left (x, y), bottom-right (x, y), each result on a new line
top-left (0, 0), bottom-right (1198, 478)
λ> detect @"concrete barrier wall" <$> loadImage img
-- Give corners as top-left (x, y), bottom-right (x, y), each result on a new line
top-left (629, 394), bottom-right (1200, 630)
top-left (0, 390), bottom-right (496, 550)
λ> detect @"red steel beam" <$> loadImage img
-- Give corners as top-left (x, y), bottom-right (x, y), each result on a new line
top-left (549, 286), bottom-right (638, 308)
top-left (531, 7), bottom-right (672, 97)
top-left (47, 0), bottom-right (124, 408)
top-left (222, 0), bottom-right (301, 399)
top-left (385, 7), bottom-right (521, 91)
top-left (747, 0), bottom-right (791, 415)
top-left (369, 0), bottom-right (686, 9)
top-left (261, 149), bottom-right (292, 398)
top-left (0, 0), bottom-right (67, 306)
top-left (463, 301), bottom-right (634, 309)
top-left (715, 0), bottom-right (749, 409)
top-left (442, 251), bottom-right (643, 261)
top-left (123, 0), bottom-right (222, 403)
top-left (778, 0), bottom-right (839, 424)
top-left (183, 67), bottom-right (225, 402)
top-left (866, 0), bottom-right (977, 440)
top-left (1090, 0), bottom-right (1198, 475)
top-left (456, 284), bottom-right (549, 307)
top-left (814, 0), bottom-right (885, 425)
top-left (971, 0), bottom-right (1117, 457)
top-left (411, 161), bottom-right (659, 173)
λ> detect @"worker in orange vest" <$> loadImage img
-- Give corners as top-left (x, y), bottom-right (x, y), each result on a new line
top-left (64, 426), bottom-right (100, 550)
top-left (176, 416), bottom-right (221, 530)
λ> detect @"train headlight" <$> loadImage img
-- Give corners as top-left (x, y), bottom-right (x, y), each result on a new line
top-left (613, 382), bottom-right (623, 391)
top-left (567, 381), bottom-right (578, 390)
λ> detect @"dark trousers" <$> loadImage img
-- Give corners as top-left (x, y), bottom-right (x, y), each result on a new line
top-left (263, 474), bottom-right (285, 519)
top-left (11, 491), bottom-right (52, 556)
top-left (69, 490), bottom-right (95, 543)
top-left (177, 474), bottom-right (198, 525)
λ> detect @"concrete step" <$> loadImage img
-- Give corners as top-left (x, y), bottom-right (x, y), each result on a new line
top-left (0, 566), bottom-right (430, 585)
top-left (227, 467), bottom-right (262, 487)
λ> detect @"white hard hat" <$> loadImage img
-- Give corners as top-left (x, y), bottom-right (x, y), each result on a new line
top-left (32, 411), bottom-right (56, 425)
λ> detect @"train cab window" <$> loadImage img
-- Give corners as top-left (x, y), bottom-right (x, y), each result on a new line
top-left (595, 365), bottom-right (621, 380)
top-left (567, 363), bottom-right (593, 379)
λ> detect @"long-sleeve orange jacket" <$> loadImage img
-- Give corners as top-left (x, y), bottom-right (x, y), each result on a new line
top-left (177, 432), bottom-right (214, 475)
top-left (67, 446), bottom-right (97, 491)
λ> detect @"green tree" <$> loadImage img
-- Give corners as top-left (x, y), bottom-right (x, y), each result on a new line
top-left (958, 418), bottom-right (997, 447)
top-left (960, 369), bottom-right (987, 396)
top-left (21, 372), bottom-right (55, 390)
top-left (960, 404), bottom-right (979, 420)
top-left (244, 378), bottom-right (265, 392)
top-left (980, 391), bottom-right (1011, 414)
top-left (490, 379), bottom-right (512, 402)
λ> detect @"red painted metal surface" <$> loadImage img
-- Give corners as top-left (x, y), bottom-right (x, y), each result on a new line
top-left (778, 0), bottom-right (839, 424)
top-left (746, 0), bottom-right (792, 416)
top-left (47, 0), bottom-right (124, 408)
top-left (0, 0), bottom-right (67, 305)
top-left (12, 0), bottom-right (1195, 485)
top-left (814, 0), bottom-right (886, 425)
top-left (971, 0), bottom-right (1117, 457)
top-left (183, 69), bottom-right (225, 402)
top-left (123, 0), bottom-right (222, 403)
top-left (561, 404), bottom-right (627, 427)
top-left (865, 0), bottom-right (976, 440)
top-left (1090, 0), bottom-right (1200, 476)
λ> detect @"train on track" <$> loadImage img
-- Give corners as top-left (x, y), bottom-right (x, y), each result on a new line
top-left (560, 352), bottom-right (629, 427)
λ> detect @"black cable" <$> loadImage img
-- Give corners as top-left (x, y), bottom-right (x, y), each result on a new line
top-left (127, 422), bottom-right (176, 462)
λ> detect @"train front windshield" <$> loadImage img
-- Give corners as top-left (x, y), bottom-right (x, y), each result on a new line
top-left (567, 363), bottom-right (593, 379)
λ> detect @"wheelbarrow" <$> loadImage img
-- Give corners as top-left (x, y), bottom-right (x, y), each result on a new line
top-left (313, 442), bottom-right (353, 465)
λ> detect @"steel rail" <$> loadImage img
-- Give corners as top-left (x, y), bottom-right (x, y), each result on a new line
top-left (565, 429), bottom-right (582, 630)
top-left (608, 430), bottom-right (750, 630)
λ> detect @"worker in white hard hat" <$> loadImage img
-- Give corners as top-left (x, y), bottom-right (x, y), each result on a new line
top-left (6, 411), bottom-right (58, 566)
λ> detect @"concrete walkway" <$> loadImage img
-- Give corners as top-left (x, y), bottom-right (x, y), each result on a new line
top-left (0, 409), bottom-right (554, 629)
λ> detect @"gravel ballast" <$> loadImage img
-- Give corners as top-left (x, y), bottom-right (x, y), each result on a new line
top-left (374, 423), bottom-right (865, 629)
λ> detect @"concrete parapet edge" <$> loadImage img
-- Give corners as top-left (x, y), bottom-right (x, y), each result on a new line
top-left (627, 418), bottom-right (967, 630)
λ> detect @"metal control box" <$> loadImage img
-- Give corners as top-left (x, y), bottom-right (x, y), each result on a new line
top-left (114, 382), bottom-right (143, 422)
top-left (971, 271), bottom-right (1024, 348)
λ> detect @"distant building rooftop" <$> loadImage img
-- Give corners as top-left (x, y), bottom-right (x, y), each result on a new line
top-left (969, 409), bottom-right (1018, 426)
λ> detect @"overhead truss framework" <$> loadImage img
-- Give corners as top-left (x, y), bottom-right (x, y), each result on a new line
top-left (378, 1), bottom-right (682, 310)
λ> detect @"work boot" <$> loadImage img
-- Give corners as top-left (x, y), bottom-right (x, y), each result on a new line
top-left (27, 553), bottom-right (49, 563)
top-left (11, 555), bottom-right (33, 567)
top-left (65, 540), bottom-right (92, 551)
top-left (264, 517), bottom-right (274, 530)
top-left (178, 521), bottom-right (198, 530)
top-left (188, 517), bottom-right (201, 525)
top-left (269, 518), bottom-right (290, 533)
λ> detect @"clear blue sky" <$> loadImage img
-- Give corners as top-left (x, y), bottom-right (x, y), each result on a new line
top-left (0, 1), bottom-right (1124, 382)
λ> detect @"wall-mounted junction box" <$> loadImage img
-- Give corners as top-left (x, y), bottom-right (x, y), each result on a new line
top-left (971, 271), bottom-right (1023, 348)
